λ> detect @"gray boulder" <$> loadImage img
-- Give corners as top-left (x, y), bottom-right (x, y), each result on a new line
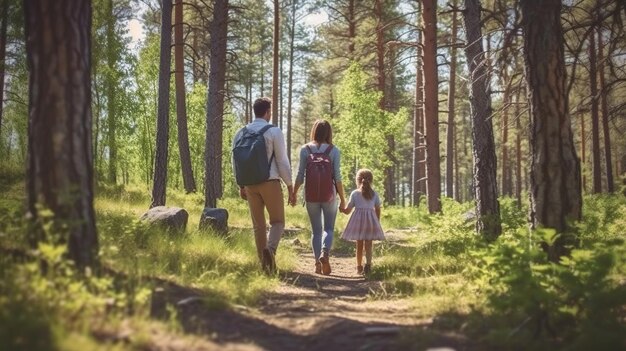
top-left (199, 207), bottom-right (229, 234)
top-left (140, 206), bottom-right (188, 232)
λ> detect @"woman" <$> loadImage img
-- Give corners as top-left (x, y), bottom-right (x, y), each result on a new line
top-left (290, 120), bottom-right (346, 275)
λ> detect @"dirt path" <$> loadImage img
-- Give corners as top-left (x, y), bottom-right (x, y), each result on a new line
top-left (169, 235), bottom-right (471, 351)
top-left (254, 249), bottom-right (428, 350)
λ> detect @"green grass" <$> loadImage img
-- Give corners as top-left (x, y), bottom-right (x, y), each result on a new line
top-left (2, 172), bottom-right (625, 350)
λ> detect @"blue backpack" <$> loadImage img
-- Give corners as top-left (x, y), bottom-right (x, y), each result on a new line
top-left (233, 124), bottom-right (275, 186)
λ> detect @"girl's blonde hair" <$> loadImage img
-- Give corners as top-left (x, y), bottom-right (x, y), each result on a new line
top-left (356, 169), bottom-right (374, 200)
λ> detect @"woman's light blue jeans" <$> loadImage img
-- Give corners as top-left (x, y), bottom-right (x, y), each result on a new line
top-left (305, 198), bottom-right (338, 260)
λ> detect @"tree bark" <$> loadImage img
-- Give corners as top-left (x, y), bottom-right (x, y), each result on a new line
top-left (151, 0), bottom-right (173, 208)
top-left (204, 0), bottom-right (228, 208)
top-left (174, 0), bottom-right (197, 193)
top-left (106, 0), bottom-right (117, 184)
top-left (589, 25), bottom-right (601, 194)
top-left (580, 110), bottom-right (586, 192)
top-left (287, 0), bottom-right (296, 163)
top-left (348, 0), bottom-right (355, 55)
top-left (500, 72), bottom-right (513, 196)
top-left (597, 27), bottom-right (614, 192)
top-left (521, 0), bottom-right (582, 251)
top-left (463, 0), bottom-right (501, 239)
top-left (271, 0), bottom-right (279, 125)
top-left (412, 24), bottom-right (426, 206)
top-left (515, 90), bottom-right (523, 207)
top-left (24, 0), bottom-right (98, 269)
top-left (446, 0), bottom-right (458, 199)
top-left (422, 0), bottom-right (441, 213)
top-left (0, 0), bottom-right (7, 141)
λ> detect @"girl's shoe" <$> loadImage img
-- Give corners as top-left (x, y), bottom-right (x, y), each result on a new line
top-left (363, 264), bottom-right (371, 275)
top-left (319, 251), bottom-right (331, 275)
top-left (315, 261), bottom-right (322, 274)
top-left (357, 265), bottom-right (363, 275)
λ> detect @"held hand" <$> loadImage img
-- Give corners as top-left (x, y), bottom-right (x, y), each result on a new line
top-left (339, 199), bottom-right (346, 211)
top-left (288, 191), bottom-right (297, 207)
top-left (239, 187), bottom-right (247, 200)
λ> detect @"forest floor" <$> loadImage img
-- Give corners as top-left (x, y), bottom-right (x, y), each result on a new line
top-left (149, 230), bottom-right (474, 351)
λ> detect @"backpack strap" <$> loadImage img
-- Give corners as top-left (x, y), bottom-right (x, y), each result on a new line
top-left (305, 143), bottom-right (333, 155)
top-left (323, 144), bottom-right (334, 155)
top-left (259, 124), bottom-right (275, 170)
top-left (258, 124), bottom-right (274, 135)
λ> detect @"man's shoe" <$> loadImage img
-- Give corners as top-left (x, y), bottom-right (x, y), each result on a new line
top-left (315, 261), bottom-right (322, 274)
top-left (319, 251), bottom-right (331, 275)
top-left (262, 248), bottom-right (276, 275)
top-left (363, 263), bottom-right (371, 275)
top-left (357, 265), bottom-right (363, 275)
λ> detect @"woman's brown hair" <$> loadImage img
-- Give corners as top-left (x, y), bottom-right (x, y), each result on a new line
top-left (356, 169), bottom-right (374, 200)
top-left (310, 119), bottom-right (333, 144)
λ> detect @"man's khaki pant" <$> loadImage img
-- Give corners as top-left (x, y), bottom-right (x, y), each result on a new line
top-left (245, 180), bottom-right (285, 261)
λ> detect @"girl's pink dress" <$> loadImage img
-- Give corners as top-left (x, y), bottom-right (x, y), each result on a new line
top-left (341, 190), bottom-right (385, 241)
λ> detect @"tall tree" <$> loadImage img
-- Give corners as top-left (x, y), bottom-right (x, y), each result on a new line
top-left (106, 0), bottom-right (117, 183)
top-left (24, 0), bottom-right (98, 268)
top-left (521, 0), bottom-right (582, 258)
top-left (589, 25), bottom-right (601, 194)
top-left (413, 0), bottom-right (426, 206)
top-left (174, 0), bottom-right (196, 193)
top-left (500, 72), bottom-right (514, 196)
top-left (151, 0), bottom-right (173, 208)
top-left (445, 1), bottom-right (459, 199)
top-left (271, 0), bottom-right (279, 125)
top-left (204, 0), bottom-right (228, 208)
top-left (515, 90), bottom-right (523, 207)
top-left (286, 0), bottom-right (296, 162)
top-left (0, 0), bottom-right (7, 141)
top-left (597, 26), bottom-right (614, 193)
top-left (422, 0), bottom-right (441, 213)
top-left (463, 0), bottom-right (501, 239)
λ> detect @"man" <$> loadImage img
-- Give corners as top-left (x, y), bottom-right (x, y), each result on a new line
top-left (234, 97), bottom-right (294, 274)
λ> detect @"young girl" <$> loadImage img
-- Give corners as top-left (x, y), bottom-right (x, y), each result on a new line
top-left (340, 169), bottom-right (385, 275)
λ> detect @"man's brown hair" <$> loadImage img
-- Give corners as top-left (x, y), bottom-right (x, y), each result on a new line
top-left (253, 97), bottom-right (272, 117)
top-left (310, 119), bottom-right (333, 144)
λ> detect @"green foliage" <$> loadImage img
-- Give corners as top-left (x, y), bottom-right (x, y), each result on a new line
top-left (0, 184), bottom-right (299, 350)
top-left (467, 227), bottom-right (626, 349)
top-left (333, 63), bottom-right (407, 191)
top-left (373, 199), bottom-right (475, 304)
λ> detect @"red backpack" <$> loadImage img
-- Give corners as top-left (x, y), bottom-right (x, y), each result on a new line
top-left (305, 144), bottom-right (335, 203)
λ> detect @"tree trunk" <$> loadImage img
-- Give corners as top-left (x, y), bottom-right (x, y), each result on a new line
top-left (106, 0), bottom-right (117, 184)
top-left (580, 110), bottom-right (586, 192)
top-left (589, 25), bottom-right (601, 194)
top-left (446, 0), bottom-right (458, 199)
top-left (287, 0), bottom-right (296, 163)
top-left (515, 90), bottom-right (523, 207)
top-left (0, 0), bottom-right (7, 141)
top-left (174, 0), bottom-right (197, 193)
top-left (412, 6), bottom-right (426, 206)
top-left (422, 0), bottom-right (441, 213)
top-left (500, 72), bottom-right (513, 196)
top-left (271, 0), bottom-right (279, 125)
top-left (463, 0), bottom-right (501, 239)
top-left (204, 0), bottom-right (228, 208)
top-left (151, 0), bottom-right (173, 208)
top-left (597, 27), bottom-right (614, 192)
top-left (24, 0), bottom-right (98, 269)
top-left (347, 0), bottom-right (355, 55)
top-left (521, 0), bottom-right (582, 254)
